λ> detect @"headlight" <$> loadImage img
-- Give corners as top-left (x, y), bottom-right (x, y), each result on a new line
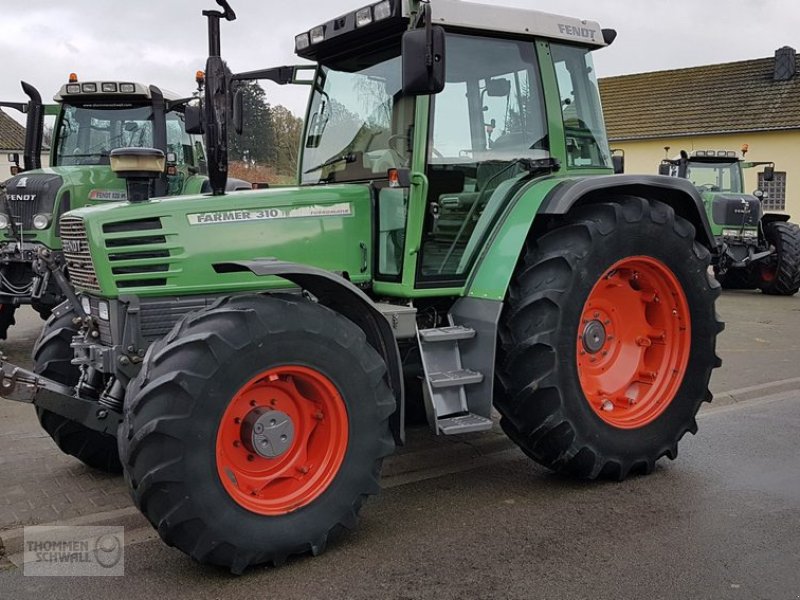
top-left (119, 83), bottom-right (136, 93)
top-left (295, 33), bottom-right (310, 51)
top-left (373, 0), bottom-right (393, 20)
top-left (355, 7), bottom-right (373, 27)
top-left (101, 82), bottom-right (117, 93)
top-left (0, 214), bottom-right (8, 229)
top-left (80, 296), bottom-right (91, 315)
top-left (98, 301), bottom-right (110, 321)
top-left (66, 84), bottom-right (81, 94)
top-left (81, 83), bottom-right (97, 93)
top-left (32, 214), bottom-right (52, 230)
top-left (309, 26), bottom-right (325, 44)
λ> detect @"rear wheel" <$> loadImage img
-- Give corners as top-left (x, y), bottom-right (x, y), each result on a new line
top-left (495, 197), bottom-right (723, 480)
top-left (0, 303), bottom-right (17, 340)
top-left (33, 312), bottom-right (122, 473)
top-left (758, 221), bottom-right (800, 296)
top-left (119, 294), bottom-right (395, 573)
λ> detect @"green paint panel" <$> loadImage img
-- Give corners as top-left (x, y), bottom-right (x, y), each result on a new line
top-left (70, 185), bottom-right (373, 298)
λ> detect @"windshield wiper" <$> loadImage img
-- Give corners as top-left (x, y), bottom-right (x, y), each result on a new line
top-left (304, 152), bottom-right (356, 175)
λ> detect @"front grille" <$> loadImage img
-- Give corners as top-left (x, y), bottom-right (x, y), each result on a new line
top-left (4, 173), bottom-right (63, 230)
top-left (104, 217), bottom-right (170, 289)
top-left (60, 216), bottom-right (100, 292)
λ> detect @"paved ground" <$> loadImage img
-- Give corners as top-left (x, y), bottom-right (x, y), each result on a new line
top-left (0, 290), bottom-right (798, 598)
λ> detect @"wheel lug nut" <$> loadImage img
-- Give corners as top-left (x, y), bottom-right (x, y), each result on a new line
top-left (601, 400), bottom-right (614, 412)
top-left (250, 400), bottom-right (257, 407)
top-left (233, 440), bottom-right (240, 448)
top-left (247, 454), bottom-right (255, 461)
top-left (297, 466), bottom-right (309, 474)
top-left (314, 411), bottom-right (324, 421)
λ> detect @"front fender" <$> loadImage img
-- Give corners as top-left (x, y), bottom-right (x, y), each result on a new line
top-left (214, 259), bottom-right (405, 445)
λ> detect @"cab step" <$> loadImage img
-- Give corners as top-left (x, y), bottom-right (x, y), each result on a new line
top-left (436, 413), bottom-right (493, 435)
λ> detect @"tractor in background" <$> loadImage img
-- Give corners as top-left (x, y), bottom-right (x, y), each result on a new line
top-left (660, 149), bottom-right (800, 295)
top-left (0, 75), bottom-right (250, 338)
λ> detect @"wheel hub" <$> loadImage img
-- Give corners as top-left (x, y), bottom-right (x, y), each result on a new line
top-left (241, 407), bottom-right (294, 459)
top-left (581, 320), bottom-right (607, 354)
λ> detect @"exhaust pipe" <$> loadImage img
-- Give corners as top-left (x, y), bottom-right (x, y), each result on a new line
top-left (20, 81), bottom-right (43, 171)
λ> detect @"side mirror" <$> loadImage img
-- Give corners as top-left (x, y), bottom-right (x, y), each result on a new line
top-left (185, 105), bottom-right (204, 135)
top-left (658, 162), bottom-right (671, 176)
top-left (7, 152), bottom-right (19, 165)
top-left (402, 26), bottom-right (446, 96)
top-left (762, 165), bottom-right (775, 182)
top-left (486, 78), bottom-right (511, 98)
top-left (611, 149), bottom-right (625, 174)
top-left (232, 88), bottom-right (244, 135)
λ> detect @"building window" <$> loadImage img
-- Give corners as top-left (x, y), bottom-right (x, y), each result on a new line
top-left (759, 171), bottom-right (786, 211)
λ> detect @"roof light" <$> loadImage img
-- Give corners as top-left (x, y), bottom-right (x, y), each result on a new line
top-left (295, 33), bottom-right (310, 51)
top-left (81, 83), bottom-right (97, 93)
top-left (69, 73), bottom-right (78, 83)
top-left (706, 151), bottom-right (716, 156)
top-left (195, 71), bottom-right (205, 85)
top-left (726, 151), bottom-right (737, 158)
top-left (310, 26), bottom-right (325, 44)
top-left (694, 151), bottom-right (707, 157)
top-left (101, 82), bottom-right (118, 93)
top-left (66, 84), bottom-right (81, 94)
top-left (717, 150), bottom-right (728, 157)
top-left (356, 7), bottom-right (373, 27)
top-left (373, 0), bottom-right (393, 21)
top-left (119, 83), bottom-right (136, 93)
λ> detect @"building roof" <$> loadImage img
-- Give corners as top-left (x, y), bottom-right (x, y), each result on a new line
top-left (0, 109), bottom-right (26, 151)
top-left (599, 50), bottom-right (800, 141)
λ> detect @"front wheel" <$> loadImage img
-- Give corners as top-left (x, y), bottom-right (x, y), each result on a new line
top-left (758, 221), bottom-right (800, 296)
top-left (119, 294), bottom-right (395, 573)
top-left (0, 304), bottom-right (17, 340)
top-left (495, 197), bottom-right (723, 480)
top-left (33, 311), bottom-right (122, 473)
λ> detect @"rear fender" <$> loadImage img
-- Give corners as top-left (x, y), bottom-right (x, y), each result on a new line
top-left (466, 175), bottom-right (719, 301)
top-left (762, 213), bottom-right (791, 226)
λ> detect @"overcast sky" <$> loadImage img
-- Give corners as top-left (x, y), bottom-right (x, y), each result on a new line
top-left (1, 0), bottom-right (798, 123)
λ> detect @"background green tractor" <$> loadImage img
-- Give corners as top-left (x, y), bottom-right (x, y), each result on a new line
top-left (0, 0), bottom-right (723, 573)
top-left (0, 76), bottom-right (251, 338)
top-left (659, 150), bottom-right (800, 295)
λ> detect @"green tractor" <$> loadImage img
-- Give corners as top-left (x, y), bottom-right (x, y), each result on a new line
top-left (0, 0), bottom-right (723, 572)
top-left (0, 75), bottom-right (250, 338)
top-left (659, 150), bottom-right (800, 295)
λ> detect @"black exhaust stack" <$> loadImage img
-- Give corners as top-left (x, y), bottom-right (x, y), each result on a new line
top-left (20, 81), bottom-right (43, 171)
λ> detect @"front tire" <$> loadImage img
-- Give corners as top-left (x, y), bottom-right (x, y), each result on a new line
top-left (758, 221), bottom-right (800, 296)
top-left (119, 294), bottom-right (395, 573)
top-left (0, 304), bottom-right (17, 340)
top-left (495, 197), bottom-right (723, 480)
top-left (33, 312), bottom-right (122, 473)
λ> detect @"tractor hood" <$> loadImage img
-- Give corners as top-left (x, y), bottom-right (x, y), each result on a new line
top-left (703, 191), bottom-right (762, 229)
top-left (1, 166), bottom-right (127, 247)
top-left (60, 184), bottom-right (373, 298)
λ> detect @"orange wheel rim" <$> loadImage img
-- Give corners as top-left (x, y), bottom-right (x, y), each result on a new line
top-left (576, 256), bottom-right (691, 429)
top-left (216, 365), bottom-right (348, 515)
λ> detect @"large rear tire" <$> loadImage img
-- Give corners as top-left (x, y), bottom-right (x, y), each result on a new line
top-left (119, 294), bottom-right (395, 573)
top-left (495, 197), bottom-right (723, 480)
top-left (758, 221), bottom-right (800, 296)
top-left (33, 312), bottom-right (122, 473)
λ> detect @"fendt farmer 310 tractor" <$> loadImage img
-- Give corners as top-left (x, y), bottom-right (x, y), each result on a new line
top-left (660, 150), bottom-right (800, 295)
top-left (0, 76), bottom-right (247, 338)
top-left (0, 0), bottom-right (723, 573)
